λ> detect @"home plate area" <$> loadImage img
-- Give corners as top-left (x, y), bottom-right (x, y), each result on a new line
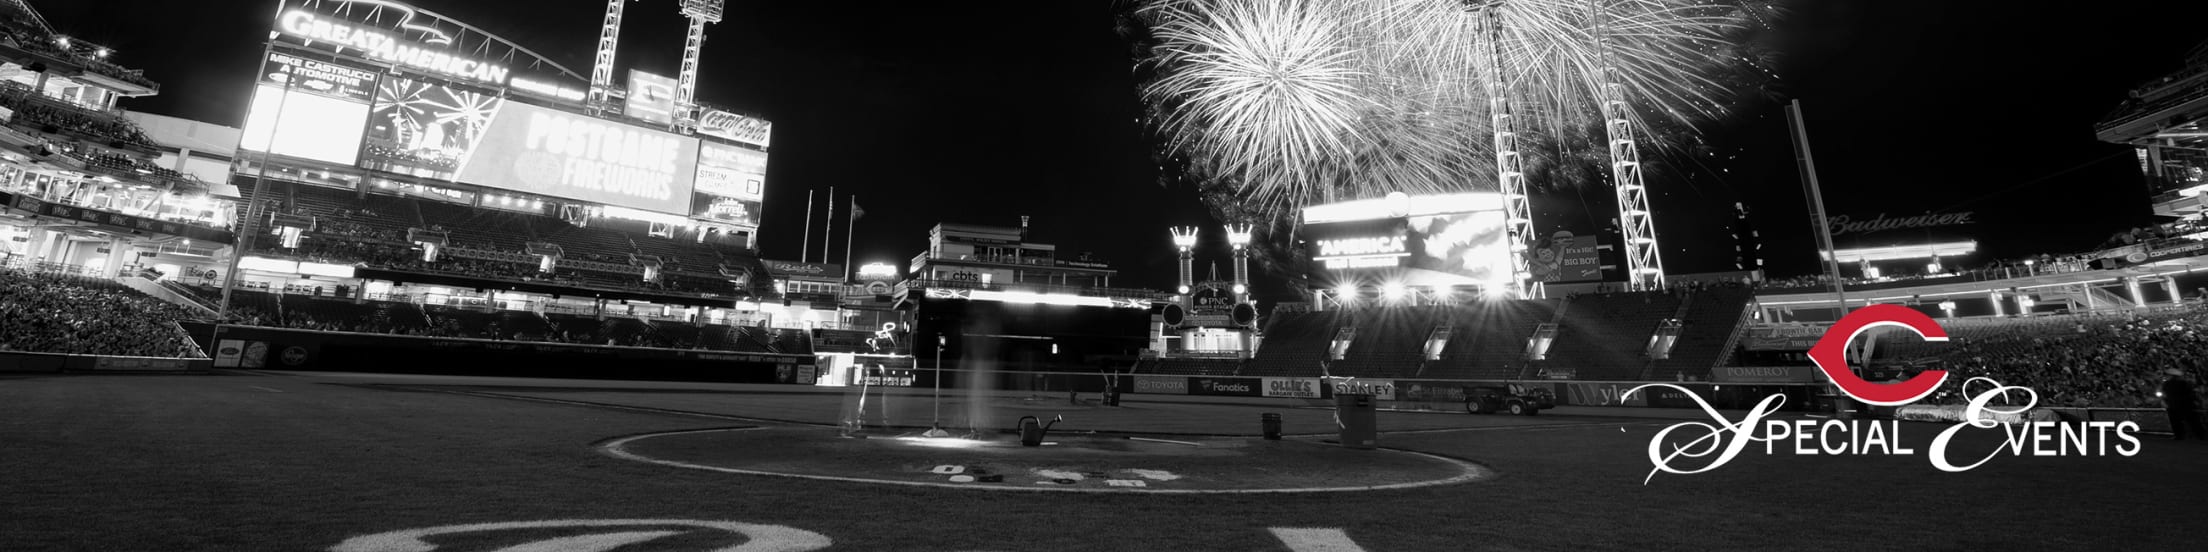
top-left (603, 426), bottom-right (1489, 492)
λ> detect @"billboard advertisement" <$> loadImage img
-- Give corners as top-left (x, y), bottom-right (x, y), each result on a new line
top-left (625, 70), bottom-right (679, 126)
top-left (1261, 377), bottom-right (1323, 398)
top-left (692, 142), bottom-right (768, 226)
top-left (1189, 377), bottom-right (1261, 397)
top-left (361, 76), bottom-right (502, 180)
top-left (698, 109), bottom-right (773, 148)
top-left (454, 101), bottom-right (698, 214)
top-left (1528, 231), bottom-right (1605, 283)
top-left (240, 52), bottom-right (378, 165)
top-left (765, 260), bottom-right (844, 283)
top-left (695, 142), bottom-right (767, 200)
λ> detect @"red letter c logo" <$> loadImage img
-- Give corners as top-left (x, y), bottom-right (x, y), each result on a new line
top-left (1808, 304), bottom-right (1950, 406)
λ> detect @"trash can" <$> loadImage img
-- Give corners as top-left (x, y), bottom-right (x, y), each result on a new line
top-left (1335, 393), bottom-right (1377, 449)
top-left (1261, 412), bottom-right (1282, 440)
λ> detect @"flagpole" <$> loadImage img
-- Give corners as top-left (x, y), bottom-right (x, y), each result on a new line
top-left (801, 189), bottom-right (814, 263)
top-left (843, 194), bottom-right (857, 282)
top-left (822, 186), bottom-right (835, 265)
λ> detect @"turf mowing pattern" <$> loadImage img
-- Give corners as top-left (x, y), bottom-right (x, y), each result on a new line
top-left (4, 370), bottom-right (2204, 551)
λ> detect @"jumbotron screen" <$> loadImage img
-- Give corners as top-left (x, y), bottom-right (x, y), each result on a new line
top-left (1301, 193), bottom-right (1514, 288)
top-left (246, 0), bottom-right (768, 222)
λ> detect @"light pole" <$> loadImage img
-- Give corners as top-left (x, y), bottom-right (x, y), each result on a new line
top-left (933, 334), bottom-right (945, 429)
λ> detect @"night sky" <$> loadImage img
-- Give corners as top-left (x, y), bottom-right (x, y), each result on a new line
top-left (36, 0), bottom-right (2208, 297)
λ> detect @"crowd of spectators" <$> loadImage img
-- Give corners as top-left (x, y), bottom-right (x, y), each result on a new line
top-left (0, 268), bottom-right (204, 357)
top-left (1913, 309), bottom-right (2208, 408)
top-left (0, 82), bottom-right (158, 150)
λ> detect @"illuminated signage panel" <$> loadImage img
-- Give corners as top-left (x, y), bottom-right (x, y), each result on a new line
top-left (360, 76), bottom-right (501, 180)
top-left (455, 102), bottom-right (699, 215)
top-left (274, 8), bottom-right (511, 85)
top-left (697, 110), bottom-right (773, 148)
top-left (694, 142), bottom-right (767, 200)
top-left (625, 70), bottom-right (679, 126)
top-left (241, 84), bottom-right (371, 165)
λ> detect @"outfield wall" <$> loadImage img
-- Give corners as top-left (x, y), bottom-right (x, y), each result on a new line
top-left (0, 351), bottom-right (211, 373)
top-left (860, 369), bottom-right (1822, 412)
top-left (183, 323), bottom-right (814, 383)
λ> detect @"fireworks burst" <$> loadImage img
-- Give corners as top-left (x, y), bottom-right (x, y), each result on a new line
top-left (1131, 0), bottom-right (1783, 223)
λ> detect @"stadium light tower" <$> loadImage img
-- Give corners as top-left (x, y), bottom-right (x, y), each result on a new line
top-left (1171, 227), bottom-right (1199, 296)
top-left (1591, 3), bottom-right (1666, 291)
top-left (1465, 0), bottom-right (1538, 298)
top-left (675, 0), bottom-right (726, 126)
top-left (1227, 223), bottom-right (1252, 301)
top-left (588, 0), bottom-right (635, 111)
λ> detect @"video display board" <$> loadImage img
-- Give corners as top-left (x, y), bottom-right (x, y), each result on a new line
top-left (625, 70), bottom-right (679, 126)
top-left (240, 52), bottom-right (379, 165)
top-left (692, 142), bottom-right (767, 226)
top-left (1304, 209), bottom-right (1514, 287)
top-left (352, 76), bottom-right (699, 214)
top-left (455, 101), bottom-right (698, 215)
top-left (361, 76), bottom-right (502, 180)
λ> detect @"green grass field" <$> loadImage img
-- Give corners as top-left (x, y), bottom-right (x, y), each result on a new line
top-left (3, 370), bottom-right (2202, 551)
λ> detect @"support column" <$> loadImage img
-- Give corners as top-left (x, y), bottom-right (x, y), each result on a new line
top-left (2165, 277), bottom-right (2184, 306)
top-left (2127, 277), bottom-right (2146, 308)
top-left (2083, 283), bottom-right (2098, 310)
top-left (1989, 291), bottom-right (2005, 318)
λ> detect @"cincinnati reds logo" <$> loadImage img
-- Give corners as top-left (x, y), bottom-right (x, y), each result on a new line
top-left (330, 519), bottom-right (832, 552)
top-left (333, 519), bottom-right (1369, 551)
top-left (1807, 304), bottom-right (1950, 406)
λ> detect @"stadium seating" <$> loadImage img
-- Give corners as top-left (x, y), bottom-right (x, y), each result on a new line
top-left (1868, 308), bottom-right (2208, 407)
top-left (1541, 291), bottom-right (1685, 380)
top-left (1645, 286), bottom-right (1757, 381)
top-left (246, 180), bottom-right (759, 299)
top-left (0, 268), bottom-right (204, 358)
top-left (1431, 299), bottom-right (1560, 380)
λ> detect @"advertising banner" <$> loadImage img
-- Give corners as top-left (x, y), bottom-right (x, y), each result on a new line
top-left (624, 70), bottom-right (679, 126)
top-left (1528, 231), bottom-right (1605, 283)
top-left (764, 260), bottom-right (844, 283)
top-left (694, 142), bottom-right (768, 200)
top-left (261, 51), bottom-right (379, 102)
top-left (691, 196), bottom-right (762, 227)
top-left (1325, 378), bottom-right (1397, 401)
top-left (1261, 377), bottom-right (1323, 399)
top-left (0, 192), bottom-right (236, 244)
top-left (1739, 324), bottom-right (1830, 351)
top-left (213, 339), bottom-right (245, 368)
top-left (92, 357), bottom-right (192, 371)
top-left (361, 76), bottom-right (502, 180)
top-left (240, 341), bottom-right (270, 369)
top-left (1133, 375), bottom-right (1189, 395)
top-left (1396, 381), bottom-right (1470, 403)
top-left (1190, 377), bottom-right (1262, 397)
top-left (692, 142), bottom-right (768, 226)
top-left (1563, 382), bottom-right (1649, 407)
top-left (453, 101), bottom-right (700, 215)
top-left (1711, 365), bottom-right (1819, 384)
top-left (697, 109), bottom-right (773, 148)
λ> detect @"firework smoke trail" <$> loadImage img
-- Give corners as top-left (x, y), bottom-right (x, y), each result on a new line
top-left (1134, 0), bottom-right (1774, 219)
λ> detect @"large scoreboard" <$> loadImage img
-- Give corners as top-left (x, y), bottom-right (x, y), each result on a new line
top-left (239, 0), bottom-right (770, 235)
top-left (1300, 193), bottom-right (1518, 289)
